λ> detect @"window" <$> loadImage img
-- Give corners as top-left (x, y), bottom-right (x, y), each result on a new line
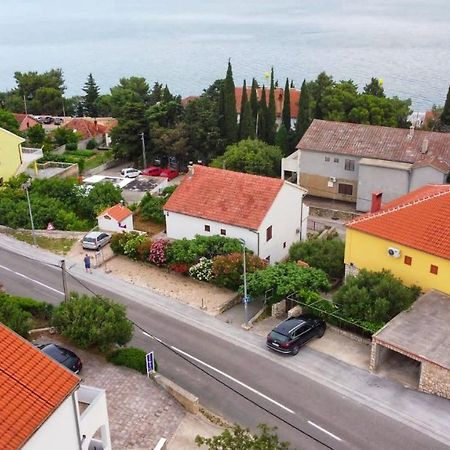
top-left (104, 215), bottom-right (111, 220)
top-left (283, 242), bottom-right (286, 249)
top-left (338, 183), bottom-right (353, 195)
top-left (325, 156), bottom-right (330, 162)
top-left (220, 229), bottom-right (226, 236)
top-left (266, 225), bottom-right (272, 242)
top-left (430, 265), bottom-right (438, 275)
top-left (334, 157), bottom-right (339, 163)
top-left (345, 159), bottom-right (355, 171)
top-left (404, 256), bottom-right (412, 265)
top-left (204, 225), bottom-right (210, 232)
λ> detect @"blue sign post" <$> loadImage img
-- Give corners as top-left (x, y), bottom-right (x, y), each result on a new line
top-left (146, 351), bottom-right (155, 376)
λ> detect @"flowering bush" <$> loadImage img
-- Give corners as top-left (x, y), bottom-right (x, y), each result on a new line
top-left (136, 238), bottom-right (153, 261)
top-left (123, 234), bottom-right (149, 260)
top-left (189, 257), bottom-right (213, 282)
top-left (110, 231), bottom-right (142, 255)
top-left (212, 253), bottom-right (268, 290)
top-left (168, 262), bottom-right (191, 275)
top-left (148, 239), bottom-right (171, 266)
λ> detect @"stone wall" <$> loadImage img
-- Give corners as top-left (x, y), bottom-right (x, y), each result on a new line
top-left (419, 361), bottom-right (450, 400)
top-left (271, 299), bottom-right (286, 319)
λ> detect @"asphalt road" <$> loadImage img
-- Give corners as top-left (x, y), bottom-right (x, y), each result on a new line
top-left (0, 244), bottom-right (448, 450)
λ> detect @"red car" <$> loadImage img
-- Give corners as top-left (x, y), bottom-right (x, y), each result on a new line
top-left (160, 169), bottom-right (179, 180)
top-left (141, 166), bottom-right (162, 176)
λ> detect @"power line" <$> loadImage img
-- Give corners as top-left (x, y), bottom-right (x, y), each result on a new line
top-left (63, 269), bottom-right (334, 449)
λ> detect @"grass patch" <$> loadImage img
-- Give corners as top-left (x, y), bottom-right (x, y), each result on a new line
top-left (83, 150), bottom-right (114, 171)
top-left (12, 231), bottom-right (76, 254)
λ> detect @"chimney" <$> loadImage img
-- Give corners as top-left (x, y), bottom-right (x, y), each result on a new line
top-left (421, 138), bottom-right (429, 154)
top-left (187, 162), bottom-right (194, 178)
top-left (407, 125), bottom-right (414, 140)
top-left (370, 192), bottom-right (383, 213)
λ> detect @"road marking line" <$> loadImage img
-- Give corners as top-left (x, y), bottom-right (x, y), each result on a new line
top-left (308, 421), bottom-right (342, 441)
top-left (171, 345), bottom-right (295, 414)
top-left (0, 264), bottom-right (64, 296)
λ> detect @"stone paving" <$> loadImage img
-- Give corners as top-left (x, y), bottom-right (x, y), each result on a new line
top-left (34, 335), bottom-right (186, 450)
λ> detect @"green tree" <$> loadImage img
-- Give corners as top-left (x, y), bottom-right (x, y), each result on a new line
top-left (52, 292), bottom-right (133, 352)
top-left (27, 124), bottom-right (45, 146)
top-left (239, 79), bottom-right (254, 140)
top-left (282, 78), bottom-right (291, 131)
top-left (257, 86), bottom-right (268, 141)
top-left (30, 87), bottom-right (64, 115)
top-left (0, 293), bottom-right (33, 337)
top-left (211, 139), bottom-right (282, 177)
top-left (275, 124), bottom-right (289, 155)
top-left (0, 109), bottom-right (20, 133)
top-left (296, 80), bottom-right (312, 140)
top-left (250, 78), bottom-right (259, 123)
top-left (289, 238), bottom-right (345, 279)
top-left (196, 424), bottom-right (290, 450)
top-left (52, 127), bottom-right (81, 146)
top-left (82, 73), bottom-right (100, 117)
top-left (310, 72), bottom-right (334, 119)
top-left (79, 181), bottom-right (123, 220)
top-left (440, 85), bottom-right (450, 127)
top-left (220, 61), bottom-right (238, 145)
top-left (95, 94), bottom-right (113, 117)
top-left (266, 68), bottom-right (276, 144)
top-left (363, 77), bottom-right (385, 97)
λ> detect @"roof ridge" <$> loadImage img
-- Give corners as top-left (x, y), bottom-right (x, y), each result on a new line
top-left (349, 188), bottom-right (450, 226)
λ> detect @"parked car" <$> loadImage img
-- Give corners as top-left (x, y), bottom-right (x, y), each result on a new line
top-left (160, 168), bottom-right (179, 180)
top-left (120, 168), bottom-right (141, 178)
top-left (53, 117), bottom-right (63, 125)
top-left (43, 116), bottom-right (54, 124)
top-left (266, 314), bottom-right (326, 355)
top-left (82, 231), bottom-right (111, 250)
top-left (35, 343), bottom-right (82, 374)
top-left (141, 166), bottom-right (162, 176)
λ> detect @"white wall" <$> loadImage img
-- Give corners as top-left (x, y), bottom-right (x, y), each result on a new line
top-left (98, 214), bottom-right (133, 232)
top-left (258, 182), bottom-right (307, 263)
top-left (24, 395), bottom-right (80, 450)
top-left (410, 166), bottom-right (446, 191)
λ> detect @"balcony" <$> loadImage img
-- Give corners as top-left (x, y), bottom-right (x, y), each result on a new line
top-left (21, 147), bottom-right (44, 164)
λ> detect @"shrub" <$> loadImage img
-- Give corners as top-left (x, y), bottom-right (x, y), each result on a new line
top-left (110, 231), bottom-right (140, 255)
top-left (148, 239), bottom-right (171, 266)
top-left (333, 269), bottom-right (421, 324)
top-left (140, 193), bottom-right (166, 224)
top-left (52, 293), bottom-right (133, 352)
top-left (107, 347), bottom-right (149, 374)
top-left (65, 142), bottom-right (77, 151)
top-left (8, 296), bottom-right (53, 319)
top-left (0, 293), bottom-right (33, 337)
top-left (289, 238), bottom-right (345, 279)
top-left (86, 139), bottom-right (97, 150)
top-left (189, 257), bottom-right (213, 282)
top-left (212, 253), bottom-right (267, 290)
top-left (168, 262), bottom-right (191, 275)
top-left (123, 233), bottom-right (149, 260)
top-left (136, 238), bottom-right (153, 261)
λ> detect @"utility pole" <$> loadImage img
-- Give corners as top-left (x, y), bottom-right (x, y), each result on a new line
top-left (140, 132), bottom-right (147, 168)
top-left (61, 259), bottom-right (70, 301)
top-left (23, 94), bottom-right (28, 115)
top-left (22, 180), bottom-right (36, 246)
top-left (239, 238), bottom-right (249, 327)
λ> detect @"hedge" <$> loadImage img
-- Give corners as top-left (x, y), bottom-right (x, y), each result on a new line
top-left (107, 347), bottom-right (158, 374)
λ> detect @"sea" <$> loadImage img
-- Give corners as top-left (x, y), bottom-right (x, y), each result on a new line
top-left (1, 0), bottom-right (449, 110)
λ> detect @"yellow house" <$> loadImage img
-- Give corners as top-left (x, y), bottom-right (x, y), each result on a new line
top-left (0, 127), bottom-right (25, 183)
top-left (345, 184), bottom-right (450, 295)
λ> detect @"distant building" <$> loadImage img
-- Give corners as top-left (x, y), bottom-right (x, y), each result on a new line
top-left (13, 113), bottom-right (40, 131)
top-left (282, 119), bottom-right (450, 211)
top-left (164, 165), bottom-right (308, 263)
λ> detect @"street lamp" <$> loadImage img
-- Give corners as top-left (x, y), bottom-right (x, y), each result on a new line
top-left (239, 238), bottom-right (249, 327)
top-left (22, 180), bottom-right (37, 246)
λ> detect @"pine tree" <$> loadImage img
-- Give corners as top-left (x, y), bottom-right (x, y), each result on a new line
top-left (82, 73), bottom-right (100, 117)
top-left (282, 78), bottom-right (291, 131)
top-left (296, 80), bottom-right (312, 141)
top-left (257, 86), bottom-right (268, 141)
top-left (441, 85), bottom-right (450, 126)
top-left (266, 68), bottom-right (276, 144)
top-left (239, 80), bottom-right (254, 139)
top-left (220, 61), bottom-right (238, 145)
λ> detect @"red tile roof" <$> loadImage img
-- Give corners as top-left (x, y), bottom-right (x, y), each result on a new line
top-left (99, 203), bottom-right (132, 222)
top-left (63, 118), bottom-right (107, 139)
top-left (347, 184), bottom-right (450, 260)
top-left (0, 324), bottom-right (79, 450)
top-left (164, 165), bottom-right (284, 229)
top-left (298, 120), bottom-right (450, 166)
top-left (13, 114), bottom-right (40, 132)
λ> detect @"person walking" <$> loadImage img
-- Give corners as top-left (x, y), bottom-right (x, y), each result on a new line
top-left (84, 254), bottom-right (92, 273)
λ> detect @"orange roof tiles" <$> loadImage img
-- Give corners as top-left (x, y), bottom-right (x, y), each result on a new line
top-left (63, 118), bottom-right (107, 139)
top-left (0, 324), bottom-right (79, 450)
top-left (100, 203), bottom-right (132, 222)
top-left (347, 184), bottom-right (450, 260)
top-left (164, 165), bottom-right (284, 230)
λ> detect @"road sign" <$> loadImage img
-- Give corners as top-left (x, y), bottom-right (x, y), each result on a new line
top-left (146, 351), bottom-right (155, 376)
top-left (242, 295), bottom-right (251, 304)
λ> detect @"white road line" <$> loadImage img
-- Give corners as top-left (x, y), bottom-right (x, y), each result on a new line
top-left (308, 420), bottom-right (343, 442)
top-left (171, 345), bottom-right (295, 414)
top-left (0, 264), bottom-right (64, 296)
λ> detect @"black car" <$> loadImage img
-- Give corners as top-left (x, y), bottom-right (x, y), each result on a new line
top-left (266, 315), bottom-right (326, 355)
top-left (36, 343), bottom-right (82, 373)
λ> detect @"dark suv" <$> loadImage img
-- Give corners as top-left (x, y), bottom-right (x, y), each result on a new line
top-left (267, 315), bottom-right (326, 355)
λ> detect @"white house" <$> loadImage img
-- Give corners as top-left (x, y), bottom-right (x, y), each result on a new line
top-left (98, 203), bottom-right (134, 232)
top-left (164, 165), bottom-right (309, 263)
top-left (0, 324), bottom-right (111, 450)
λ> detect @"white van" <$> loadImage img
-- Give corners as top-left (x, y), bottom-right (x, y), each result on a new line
top-left (120, 168), bottom-right (141, 178)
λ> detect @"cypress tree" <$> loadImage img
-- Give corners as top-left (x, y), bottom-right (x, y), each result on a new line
top-left (441, 85), bottom-right (450, 126)
top-left (296, 79), bottom-right (312, 141)
top-left (282, 78), bottom-right (291, 131)
top-left (257, 86), bottom-right (268, 142)
top-left (222, 61), bottom-right (238, 145)
top-left (266, 67), bottom-right (276, 144)
top-left (239, 80), bottom-right (254, 139)
top-left (275, 124), bottom-right (289, 155)
top-left (250, 78), bottom-right (259, 123)
top-left (82, 73), bottom-right (100, 117)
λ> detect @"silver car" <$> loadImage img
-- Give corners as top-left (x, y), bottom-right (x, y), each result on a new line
top-left (120, 168), bottom-right (141, 178)
top-left (82, 231), bottom-right (111, 250)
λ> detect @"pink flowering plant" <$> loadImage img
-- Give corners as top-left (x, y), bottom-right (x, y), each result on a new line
top-left (148, 239), bottom-right (171, 266)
